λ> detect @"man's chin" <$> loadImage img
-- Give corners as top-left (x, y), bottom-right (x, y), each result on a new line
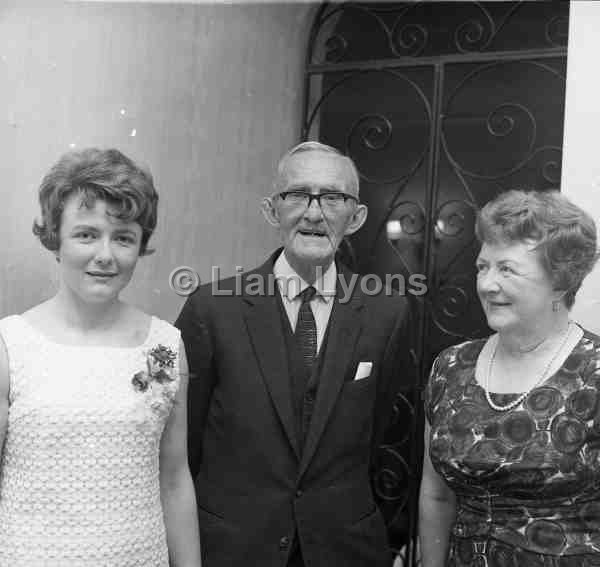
top-left (296, 248), bottom-right (334, 263)
top-left (285, 246), bottom-right (335, 271)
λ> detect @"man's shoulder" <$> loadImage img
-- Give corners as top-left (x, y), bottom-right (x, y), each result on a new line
top-left (184, 259), bottom-right (272, 305)
top-left (339, 269), bottom-right (410, 312)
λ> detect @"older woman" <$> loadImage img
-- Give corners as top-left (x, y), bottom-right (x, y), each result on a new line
top-left (419, 190), bottom-right (599, 566)
top-left (0, 148), bottom-right (201, 566)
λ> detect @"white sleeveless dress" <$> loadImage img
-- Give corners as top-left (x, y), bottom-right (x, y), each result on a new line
top-left (0, 315), bottom-right (181, 566)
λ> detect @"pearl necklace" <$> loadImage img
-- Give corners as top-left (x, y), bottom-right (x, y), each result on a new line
top-left (484, 322), bottom-right (574, 412)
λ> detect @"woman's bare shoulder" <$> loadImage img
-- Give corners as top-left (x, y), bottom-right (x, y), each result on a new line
top-left (20, 300), bottom-right (55, 327)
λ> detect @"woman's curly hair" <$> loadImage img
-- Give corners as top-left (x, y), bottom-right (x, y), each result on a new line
top-left (33, 147), bottom-right (158, 255)
top-left (475, 189), bottom-right (598, 309)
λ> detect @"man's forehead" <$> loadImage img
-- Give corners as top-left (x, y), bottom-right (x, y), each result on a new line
top-left (282, 150), bottom-right (355, 191)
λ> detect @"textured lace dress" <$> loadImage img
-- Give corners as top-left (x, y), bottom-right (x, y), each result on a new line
top-left (0, 315), bottom-right (180, 566)
top-left (425, 330), bottom-right (600, 566)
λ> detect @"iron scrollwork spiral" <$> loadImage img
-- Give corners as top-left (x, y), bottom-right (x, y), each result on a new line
top-left (432, 281), bottom-right (474, 338)
top-left (538, 146), bottom-right (562, 185)
top-left (385, 201), bottom-right (427, 277)
top-left (434, 200), bottom-right (469, 240)
top-left (486, 103), bottom-right (535, 142)
top-left (374, 390), bottom-right (415, 551)
top-left (387, 201), bottom-right (427, 239)
top-left (352, 114), bottom-right (393, 152)
top-left (430, 201), bottom-right (479, 338)
top-left (373, 449), bottom-right (411, 504)
top-left (304, 70), bottom-right (431, 184)
top-left (442, 61), bottom-right (565, 181)
top-left (324, 34), bottom-right (348, 63)
top-left (344, 72), bottom-right (431, 185)
top-left (455, 8), bottom-right (495, 53)
top-left (309, 1), bottom-right (568, 64)
top-left (391, 22), bottom-right (428, 58)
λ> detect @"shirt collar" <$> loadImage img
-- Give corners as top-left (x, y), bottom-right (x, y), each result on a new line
top-left (273, 250), bottom-right (336, 303)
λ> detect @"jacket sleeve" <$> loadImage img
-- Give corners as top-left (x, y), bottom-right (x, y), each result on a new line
top-left (174, 291), bottom-right (217, 478)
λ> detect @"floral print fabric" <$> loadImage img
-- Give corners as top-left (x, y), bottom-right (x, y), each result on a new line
top-left (426, 330), bottom-right (600, 565)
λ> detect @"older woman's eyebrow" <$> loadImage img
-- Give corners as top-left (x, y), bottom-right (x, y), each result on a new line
top-left (499, 259), bottom-right (529, 272)
top-left (476, 256), bottom-right (522, 269)
top-left (496, 258), bottom-right (521, 266)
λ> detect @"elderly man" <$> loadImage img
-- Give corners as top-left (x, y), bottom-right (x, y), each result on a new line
top-left (176, 141), bottom-right (410, 567)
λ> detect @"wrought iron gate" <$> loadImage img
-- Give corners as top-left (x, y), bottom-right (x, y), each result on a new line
top-left (302, 2), bottom-right (569, 564)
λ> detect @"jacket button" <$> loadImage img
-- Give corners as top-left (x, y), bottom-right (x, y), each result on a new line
top-left (279, 536), bottom-right (290, 549)
top-left (296, 489), bottom-right (303, 498)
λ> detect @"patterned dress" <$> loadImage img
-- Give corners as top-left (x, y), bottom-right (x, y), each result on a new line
top-left (425, 329), bottom-right (600, 566)
top-left (0, 315), bottom-right (180, 566)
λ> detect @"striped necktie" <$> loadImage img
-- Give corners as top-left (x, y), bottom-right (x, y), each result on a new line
top-left (295, 286), bottom-right (317, 369)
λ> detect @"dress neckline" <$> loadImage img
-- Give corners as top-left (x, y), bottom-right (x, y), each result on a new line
top-left (16, 314), bottom-right (156, 350)
top-left (472, 326), bottom-right (585, 396)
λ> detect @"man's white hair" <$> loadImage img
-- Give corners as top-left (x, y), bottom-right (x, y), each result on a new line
top-left (273, 141), bottom-right (360, 196)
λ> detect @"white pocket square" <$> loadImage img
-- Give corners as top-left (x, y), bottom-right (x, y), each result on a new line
top-left (353, 361), bottom-right (373, 381)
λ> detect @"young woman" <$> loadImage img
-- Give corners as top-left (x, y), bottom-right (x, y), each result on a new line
top-left (0, 148), bottom-right (201, 566)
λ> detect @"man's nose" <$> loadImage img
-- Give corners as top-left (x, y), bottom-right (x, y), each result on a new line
top-left (303, 197), bottom-right (323, 220)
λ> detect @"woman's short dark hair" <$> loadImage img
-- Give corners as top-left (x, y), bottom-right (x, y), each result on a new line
top-left (475, 189), bottom-right (598, 309)
top-left (33, 148), bottom-right (158, 255)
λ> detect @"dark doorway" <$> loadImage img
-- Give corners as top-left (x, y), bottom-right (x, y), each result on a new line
top-left (303, 2), bottom-right (569, 564)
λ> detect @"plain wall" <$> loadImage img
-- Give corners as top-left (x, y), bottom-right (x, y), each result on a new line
top-left (3, 1), bottom-right (598, 329)
top-left (562, 1), bottom-right (600, 334)
top-left (0, 1), bottom-right (313, 320)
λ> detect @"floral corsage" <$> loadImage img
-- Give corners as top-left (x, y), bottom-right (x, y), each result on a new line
top-left (132, 344), bottom-right (178, 416)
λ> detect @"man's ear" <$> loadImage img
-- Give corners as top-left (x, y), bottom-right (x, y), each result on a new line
top-left (344, 203), bottom-right (368, 236)
top-left (261, 197), bottom-right (280, 228)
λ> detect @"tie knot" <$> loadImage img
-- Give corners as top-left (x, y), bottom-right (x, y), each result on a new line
top-left (299, 286), bottom-right (317, 303)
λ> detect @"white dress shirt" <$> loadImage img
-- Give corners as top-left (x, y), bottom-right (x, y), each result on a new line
top-left (273, 251), bottom-right (336, 354)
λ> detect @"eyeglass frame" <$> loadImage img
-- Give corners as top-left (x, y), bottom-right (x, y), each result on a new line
top-left (274, 189), bottom-right (360, 211)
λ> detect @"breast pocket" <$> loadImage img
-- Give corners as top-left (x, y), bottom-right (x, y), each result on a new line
top-left (342, 373), bottom-right (377, 397)
top-left (344, 358), bottom-right (378, 397)
top-left (331, 373), bottom-right (378, 442)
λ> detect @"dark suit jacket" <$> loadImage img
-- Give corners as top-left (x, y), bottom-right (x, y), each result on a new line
top-left (175, 250), bottom-right (410, 567)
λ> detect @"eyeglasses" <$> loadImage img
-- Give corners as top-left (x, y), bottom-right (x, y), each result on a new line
top-left (276, 190), bottom-right (358, 212)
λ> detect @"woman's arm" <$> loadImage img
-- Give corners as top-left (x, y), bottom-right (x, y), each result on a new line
top-left (160, 339), bottom-right (202, 567)
top-left (0, 336), bottom-right (9, 456)
top-left (419, 422), bottom-right (456, 567)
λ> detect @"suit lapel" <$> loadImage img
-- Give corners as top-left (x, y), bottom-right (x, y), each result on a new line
top-left (299, 267), bottom-right (364, 477)
top-left (243, 254), bottom-right (301, 460)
